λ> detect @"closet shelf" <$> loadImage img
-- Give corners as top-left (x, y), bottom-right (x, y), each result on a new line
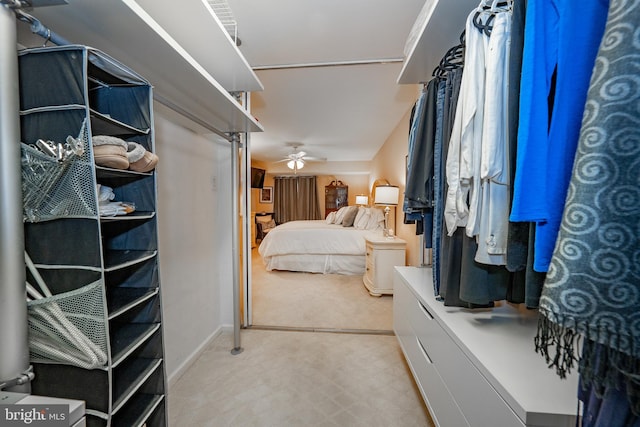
top-left (95, 166), bottom-right (152, 179)
top-left (90, 109), bottom-right (150, 137)
top-left (23, 0), bottom-right (263, 134)
top-left (103, 250), bottom-right (157, 272)
top-left (112, 358), bottom-right (163, 414)
top-left (133, 0), bottom-right (263, 93)
top-left (111, 323), bottom-right (161, 368)
top-left (112, 393), bottom-right (164, 427)
top-left (397, 0), bottom-right (479, 84)
top-left (100, 212), bottom-right (156, 222)
top-left (108, 287), bottom-right (159, 319)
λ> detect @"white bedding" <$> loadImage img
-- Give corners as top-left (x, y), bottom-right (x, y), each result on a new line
top-left (258, 220), bottom-right (381, 275)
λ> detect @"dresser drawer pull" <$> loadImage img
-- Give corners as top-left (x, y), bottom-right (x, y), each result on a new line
top-left (417, 337), bottom-right (433, 364)
top-left (419, 301), bottom-right (434, 319)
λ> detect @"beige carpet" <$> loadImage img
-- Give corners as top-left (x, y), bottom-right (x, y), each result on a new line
top-left (251, 249), bottom-right (394, 331)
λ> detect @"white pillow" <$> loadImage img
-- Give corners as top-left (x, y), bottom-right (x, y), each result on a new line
top-left (366, 208), bottom-right (385, 230)
top-left (333, 206), bottom-right (349, 224)
top-left (354, 207), bottom-right (370, 229)
top-left (325, 211), bottom-right (336, 224)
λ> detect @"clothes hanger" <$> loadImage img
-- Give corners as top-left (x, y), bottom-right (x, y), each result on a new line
top-left (473, 0), bottom-right (512, 36)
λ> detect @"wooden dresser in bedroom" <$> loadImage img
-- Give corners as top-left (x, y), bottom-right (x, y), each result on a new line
top-left (363, 235), bottom-right (406, 296)
top-left (325, 180), bottom-right (348, 217)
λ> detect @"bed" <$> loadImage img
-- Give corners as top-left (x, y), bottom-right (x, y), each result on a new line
top-left (258, 206), bottom-right (385, 275)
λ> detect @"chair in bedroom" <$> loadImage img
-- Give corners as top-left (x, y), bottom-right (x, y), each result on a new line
top-left (256, 213), bottom-right (275, 243)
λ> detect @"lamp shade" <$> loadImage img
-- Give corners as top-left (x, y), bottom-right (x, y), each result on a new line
top-left (287, 159), bottom-right (304, 170)
top-left (374, 185), bottom-right (399, 206)
top-left (355, 195), bottom-right (368, 206)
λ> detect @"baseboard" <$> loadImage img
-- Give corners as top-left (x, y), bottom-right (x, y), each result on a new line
top-left (167, 326), bottom-right (223, 389)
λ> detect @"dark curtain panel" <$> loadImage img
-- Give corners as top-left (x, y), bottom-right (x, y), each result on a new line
top-left (296, 176), bottom-right (321, 220)
top-left (274, 176), bottom-right (321, 224)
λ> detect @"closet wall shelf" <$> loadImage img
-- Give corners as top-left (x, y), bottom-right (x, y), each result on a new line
top-left (112, 358), bottom-right (163, 414)
top-left (95, 166), bottom-right (152, 179)
top-left (133, 0), bottom-right (263, 93)
top-left (397, 0), bottom-right (479, 84)
top-left (19, 0), bottom-right (264, 134)
top-left (113, 394), bottom-right (164, 427)
top-left (90, 110), bottom-right (150, 136)
top-left (108, 288), bottom-right (159, 320)
top-left (100, 212), bottom-right (156, 222)
top-left (103, 250), bottom-right (157, 272)
top-left (111, 323), bottom-right (161, 368)
top-left (20, 105), bottom-right (85, 114)
top-left (32, 263), bottom-right (102, 273)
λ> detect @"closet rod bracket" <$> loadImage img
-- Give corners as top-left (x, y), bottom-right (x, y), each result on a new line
top-left (1, 0), bottom-right (68, 8)
top-left (0, 366), bottom-right (35, 391)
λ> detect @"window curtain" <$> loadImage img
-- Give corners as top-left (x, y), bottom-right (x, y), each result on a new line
top-left (274, 176), bottom-right (321, 224)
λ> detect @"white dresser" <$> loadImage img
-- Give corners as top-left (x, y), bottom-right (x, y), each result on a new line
top-left (363, 235), bottom-right (406, 296)
top-left (394, 266), bottom-right (579, 427)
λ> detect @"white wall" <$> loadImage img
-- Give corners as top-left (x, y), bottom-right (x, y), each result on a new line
top-left (154, 107), bottom-right (232, 384)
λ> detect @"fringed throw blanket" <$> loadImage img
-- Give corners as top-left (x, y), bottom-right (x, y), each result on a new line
top-left (535, 0), bottom-right (640, 416)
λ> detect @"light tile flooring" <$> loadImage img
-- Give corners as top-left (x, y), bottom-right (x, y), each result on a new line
top-left (168, 329), bottom-right (434, 426)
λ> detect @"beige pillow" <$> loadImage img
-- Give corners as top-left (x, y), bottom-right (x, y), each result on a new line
top-left (325, 211), bottom-right (336, 224)
top-left (333, 206), bottom-right (349, 224)
top-left (342, 206), bottom-right (359, 227)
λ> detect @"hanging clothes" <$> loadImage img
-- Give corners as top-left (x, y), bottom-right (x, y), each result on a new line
top-left (444, 9), bottom-right (486, 236)
top-left (536, 0), bottom-right (640, 420)
top-left (437, 68), bottom-right (464, 300)
top-left (510, 0), bottom-right (609, 272)
top-left (505, 0), bottom-right (529, 274)
top-left (475, 10), bottom-right (511, 266)
top-left (404, 80), bottom-right (437, 248)
top-left (431, 79), bottom-right (447, 295)
top-left (440, 3), bottom-right (513, 306)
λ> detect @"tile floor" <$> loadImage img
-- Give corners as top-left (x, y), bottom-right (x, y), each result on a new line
top-left (168, 329), bottom-right (434, 426)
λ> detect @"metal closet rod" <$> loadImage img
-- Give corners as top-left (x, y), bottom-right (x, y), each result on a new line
top-left (253, 57), bottom-right (404, 71)
top-left (153, 95), bottom-right (233, 142)
top-left (14, 8), bottom-right (70, 46)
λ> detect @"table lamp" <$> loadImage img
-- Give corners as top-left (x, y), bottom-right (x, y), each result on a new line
top-left (355, 195), bottom-right (368, 206)
top-left (374, 185), bottom-right (399, 237)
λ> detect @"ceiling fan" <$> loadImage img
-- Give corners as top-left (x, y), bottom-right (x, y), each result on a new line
top-left (277, 143), bottom-right (325, 173)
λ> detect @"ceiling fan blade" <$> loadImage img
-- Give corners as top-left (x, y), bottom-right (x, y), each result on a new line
top-left (302, 156), bottom-right (326, 162)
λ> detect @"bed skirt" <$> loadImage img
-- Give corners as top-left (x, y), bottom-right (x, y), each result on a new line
top-left (263, 254), bottom-right (365, 276)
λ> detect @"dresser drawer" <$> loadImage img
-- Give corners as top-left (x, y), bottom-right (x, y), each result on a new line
top-left (395, 278), bottom-right (468, 426)
top-left (414, 315), bottom-right (524, 426)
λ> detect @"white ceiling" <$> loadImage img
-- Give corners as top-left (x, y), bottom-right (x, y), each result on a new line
top-left (225, 0), bottom-right (425, 164)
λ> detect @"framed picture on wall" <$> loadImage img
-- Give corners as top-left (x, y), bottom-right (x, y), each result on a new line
top-left (260, 186), bottom-right (273, 203)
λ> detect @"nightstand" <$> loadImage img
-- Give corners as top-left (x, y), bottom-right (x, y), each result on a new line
top-left (363, 235), bottom-right (406, 296)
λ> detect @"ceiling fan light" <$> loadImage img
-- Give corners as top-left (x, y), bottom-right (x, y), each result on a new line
top-left (287, 159), bottom-right (304, 170)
